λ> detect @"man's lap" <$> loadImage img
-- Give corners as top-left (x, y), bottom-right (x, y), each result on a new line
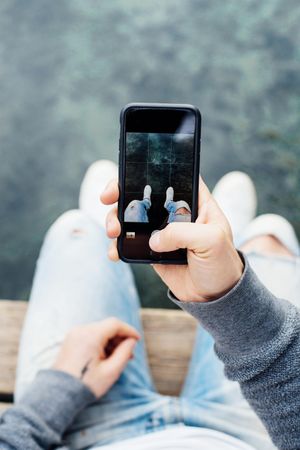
top-left (15, 210), bottom-right (153, 400)
top-left (15, 210), bottom-right (282, 449)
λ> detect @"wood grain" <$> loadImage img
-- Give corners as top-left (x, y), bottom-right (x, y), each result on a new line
top-left (0, 301), bottom-right (27, 396)
top-left (0, 301), bottom-right (197, 409)
top-left (142, 309), bottom-right (197, 395)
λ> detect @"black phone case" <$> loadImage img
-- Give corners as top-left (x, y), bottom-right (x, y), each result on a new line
top-left (118, 102), bottom-right (201, 264)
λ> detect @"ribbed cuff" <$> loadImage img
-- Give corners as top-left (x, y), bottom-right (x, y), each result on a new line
top-left (18, 369), bottom-right (96, 436)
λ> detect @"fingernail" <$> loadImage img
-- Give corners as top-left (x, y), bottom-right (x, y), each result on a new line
top-left (149, 231), bottom-right (160, 249)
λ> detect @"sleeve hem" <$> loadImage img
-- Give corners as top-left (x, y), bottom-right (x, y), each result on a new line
top-left (168, 253), bottom-right (293, 361)
top-left (17, 369), bottom-right (96, 436)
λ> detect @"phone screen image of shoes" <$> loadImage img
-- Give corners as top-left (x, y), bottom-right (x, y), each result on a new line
top-left (122, 127), bottom-right (195, 261)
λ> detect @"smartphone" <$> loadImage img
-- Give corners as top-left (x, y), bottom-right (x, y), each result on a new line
top-left (118, 102), bottom-right (201, 264)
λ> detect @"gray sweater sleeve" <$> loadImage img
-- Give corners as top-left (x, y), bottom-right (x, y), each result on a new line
top-left (169, 255), bottom-right (300, 450)
top-left (0, 369), bottom-right (96, 450)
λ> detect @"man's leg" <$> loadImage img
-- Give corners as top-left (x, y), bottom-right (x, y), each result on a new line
top-left (125, 200), bottom-right (149, 222)
top-left (239, 214), bottom-right (300, 307)
top-left (141, 198), bottom-right (151, 210)
top-left (124, 185), bottom-right (151, 223)
top-left (179, 172), bottom-right (279, 449)
top-left (164, 187), bottom-right (176, 213)
top-left (212, 171), bottom-right (257, 247)
top-left (180, 325), bottom-right (274, 448)
top-left (142, 184), bottom-right (152, 211)
top-left (16, 210), bottom-right (172, 449)
top-left (164, 187), bottom-right (191, 223)
top-left (164, 187), bottom-right (177, 223)
top-left (16, 209), bottom-right (155, 395)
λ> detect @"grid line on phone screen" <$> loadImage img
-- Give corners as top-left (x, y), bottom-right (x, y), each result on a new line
top-left (169, 134), bottom-right (172, 188)
top-left (147, 133), bottom-right (149, 187)
top-left (125, 132), bottom-right (192, 197)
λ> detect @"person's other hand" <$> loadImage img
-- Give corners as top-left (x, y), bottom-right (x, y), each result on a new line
top-left (101, 179), bottom-right (243, 302)
top-left (52, 318), bottom-right (140, 397)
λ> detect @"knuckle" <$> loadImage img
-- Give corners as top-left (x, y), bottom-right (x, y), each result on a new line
top-left (166, 223), bottom-right (178, 244)
top-left (105, 316), bottom-right (120, 327)
top-left (66, 324), bottom-right (94, 344)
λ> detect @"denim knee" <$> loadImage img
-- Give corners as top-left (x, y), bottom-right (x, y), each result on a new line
top-left (42, 209), bottom-right (105, 252)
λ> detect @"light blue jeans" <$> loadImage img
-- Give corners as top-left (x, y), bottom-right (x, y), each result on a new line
top-left (165, 200), bottom-right (191, 223)
top-left (15, 209), bottom-right (292, 450)
top-left (124, 199), bottom-right (151, 222)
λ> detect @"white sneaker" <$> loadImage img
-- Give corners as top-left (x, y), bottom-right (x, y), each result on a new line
top-left (164, 186), bottom-right (174, 208)
top-left (143, 185), bottom-right (152, 201)
top-left (212, 171), bottom-right (257, 245)
top-left (79, 160), bottom-right (118, 228)
top-left (239, 214), bottom-right (300, 257)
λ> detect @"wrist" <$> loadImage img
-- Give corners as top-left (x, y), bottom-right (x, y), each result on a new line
top-left (18, 369), bottom-right (96, 436)
top-left (169, 254), bottom-right (297, 370)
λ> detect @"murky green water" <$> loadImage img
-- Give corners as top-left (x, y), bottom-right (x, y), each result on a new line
top-left (1, 1), bottom-right (299, 305)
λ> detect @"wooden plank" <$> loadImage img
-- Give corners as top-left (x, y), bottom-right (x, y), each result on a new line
top-left (142, 309), bottom-right (197, 395)
top-left (0, 301), bottom-right (197, 398)
top-left (0, 301), bottom-right (27, 396)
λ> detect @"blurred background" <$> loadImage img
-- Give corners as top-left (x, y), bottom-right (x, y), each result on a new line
top-left (1, 0), bottom-right (299, 307)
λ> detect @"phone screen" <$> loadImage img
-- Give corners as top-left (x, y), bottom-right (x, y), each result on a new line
top-left (119, 106), bottom-right (200, 263)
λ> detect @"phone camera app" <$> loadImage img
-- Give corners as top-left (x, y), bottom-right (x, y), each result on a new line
top-left (124, 132), bottom-right (193, 231)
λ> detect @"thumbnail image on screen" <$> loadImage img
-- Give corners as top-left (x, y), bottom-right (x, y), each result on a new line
top-left (124, 132), bottom-right (194, 231)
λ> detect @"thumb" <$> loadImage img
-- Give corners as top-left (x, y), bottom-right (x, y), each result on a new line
top-left (101, 337), bottom-right (137, 375)
top-left (149, 222), bottom-right (220, 253)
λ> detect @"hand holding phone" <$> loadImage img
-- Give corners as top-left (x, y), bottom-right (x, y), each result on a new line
top-left (101, 177), bottom-right (244, 302)
top-left (117, 103), bottom-right (201, 264)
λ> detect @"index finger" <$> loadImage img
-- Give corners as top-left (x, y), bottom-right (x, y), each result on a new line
top-left (92, 318), bottom-right (141, 345)
top-left (100, 179), bottom-right (119, 205)
top-left (198, 177), bottom-right (212, 208)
